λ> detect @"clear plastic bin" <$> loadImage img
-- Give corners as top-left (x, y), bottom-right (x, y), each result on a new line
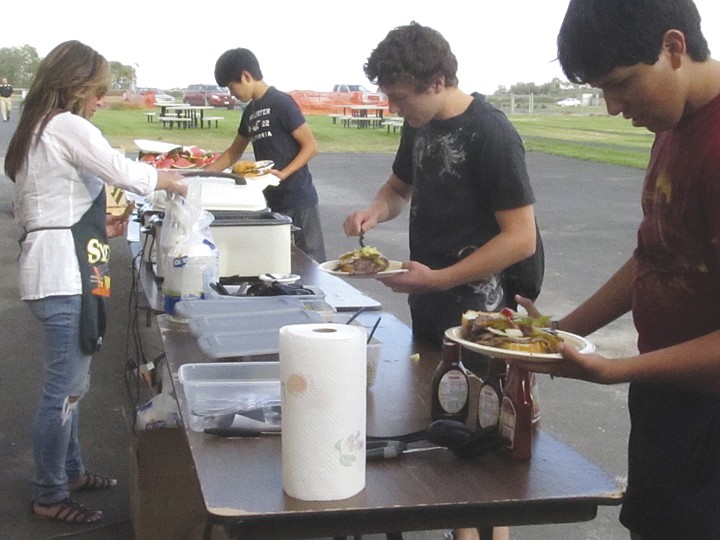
top-left (178, 362), bottom-right (280, 432)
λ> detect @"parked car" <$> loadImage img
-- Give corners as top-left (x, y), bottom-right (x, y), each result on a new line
top-left (137, 88), bottom-right (176, 103)
top-left (182, 84), bottom-right (236, 108)
top-left (556, 97), bottom-right (581, 107)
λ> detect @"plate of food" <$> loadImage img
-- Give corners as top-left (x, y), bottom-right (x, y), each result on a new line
top-left (444, 308), bottom-right (595, 362)
top-left (319, 246), bottom-right (408, 279)
top-left (231, 160), bottom-right (275, 178)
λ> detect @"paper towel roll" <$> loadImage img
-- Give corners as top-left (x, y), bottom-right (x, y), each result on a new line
top-left (279, 323), bottom-right (366, 501)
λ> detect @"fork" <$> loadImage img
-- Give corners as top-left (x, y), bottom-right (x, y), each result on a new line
top-left (359, 229), bottom-right (365, 248)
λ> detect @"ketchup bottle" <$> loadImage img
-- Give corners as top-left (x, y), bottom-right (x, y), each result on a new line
top-left (476, 358), bottom-right (506, 431)
top-left (498, 364), bottom-right (533, 460)
top-left (431, 341), bottom-right (469, 422)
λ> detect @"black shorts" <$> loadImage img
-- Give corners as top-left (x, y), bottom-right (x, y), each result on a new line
top-left (619, 382), bottom-right (720, 539)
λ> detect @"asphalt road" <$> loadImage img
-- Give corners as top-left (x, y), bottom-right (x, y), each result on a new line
top-left (0, 111), bottom-right (643, 539)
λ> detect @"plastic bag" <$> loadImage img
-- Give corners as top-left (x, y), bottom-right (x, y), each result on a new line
top-left (159, 180), bottom-right (219, 315)
top-left (135, 391), bottom-right (182, 430)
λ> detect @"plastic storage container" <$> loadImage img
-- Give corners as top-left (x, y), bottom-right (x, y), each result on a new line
top-left (178, 362), bottom-right (280, 432)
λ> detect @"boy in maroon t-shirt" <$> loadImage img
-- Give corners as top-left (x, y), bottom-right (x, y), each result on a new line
top-left (516, 1), bottom-right (720, 538)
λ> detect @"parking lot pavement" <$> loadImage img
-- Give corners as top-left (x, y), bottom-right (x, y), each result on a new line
top-left (0, 137), bottom-right (642, 539)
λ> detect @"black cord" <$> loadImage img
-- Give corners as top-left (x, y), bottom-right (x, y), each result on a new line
top-left (125, 248), bottom-right (152, 435)
top-left (366, 429), bottom-right (427, 443)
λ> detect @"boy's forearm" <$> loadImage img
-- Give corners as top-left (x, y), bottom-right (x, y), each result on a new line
top-left (369, 176), bottom-right (412, 223)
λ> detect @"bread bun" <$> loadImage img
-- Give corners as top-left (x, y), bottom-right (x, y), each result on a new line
top-left (461, 310), bottom-right (497, 330)
top-left (232, 160), bottom-right (258, 175)
top-left (460, 309), bottom-right (562, 354)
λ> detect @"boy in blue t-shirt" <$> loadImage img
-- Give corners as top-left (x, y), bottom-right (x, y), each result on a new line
top-left (207, 48), bottom-right (326, 262)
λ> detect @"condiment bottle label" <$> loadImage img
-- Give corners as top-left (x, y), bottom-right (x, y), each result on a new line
top-left (437, 370), bottom-right (469, 414)
top-left (477, 384), bottom-right (501, 429)
top-left (530, 373), bottom-right (541, 424)
top-left (499, 396), bottom-right (517, 448)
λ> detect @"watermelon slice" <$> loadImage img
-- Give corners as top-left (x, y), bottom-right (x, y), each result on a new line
top-left (172, 156), bottom-right (196, 169)
top-left (154, 158), bottom-right (175, 169)
top-left (185, 146), bottom-right (206, 159)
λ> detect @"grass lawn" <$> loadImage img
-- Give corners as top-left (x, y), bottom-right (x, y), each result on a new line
top-left (92, 106), bottom-right (653, 169)
top-left (511, 113), bottom-right (654, 169)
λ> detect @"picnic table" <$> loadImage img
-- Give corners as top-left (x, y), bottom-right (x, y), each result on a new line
top-left (156, 105), bottom-right (219, 128)
top-left (333, 104), bottom-right (389, 128)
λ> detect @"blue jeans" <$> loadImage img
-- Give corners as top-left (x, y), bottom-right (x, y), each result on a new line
top-left (26, 295), bottom-right (91, 504)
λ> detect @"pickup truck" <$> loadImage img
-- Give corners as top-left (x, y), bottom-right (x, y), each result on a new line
top-left (332, 84), bottom-right (386, 102)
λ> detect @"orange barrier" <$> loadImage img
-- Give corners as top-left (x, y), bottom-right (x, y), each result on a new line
top-left (289, 90), bottom-right (388, 115)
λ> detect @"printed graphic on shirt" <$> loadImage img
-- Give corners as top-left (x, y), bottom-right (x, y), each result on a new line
top-left (414, 130), bottom-right (467, 182)
top-left (248, 107), bottom-right (273, 143)
top-left (86, 237), bottom-right (111, 297)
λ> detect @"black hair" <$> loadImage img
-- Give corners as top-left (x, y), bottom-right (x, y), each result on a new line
top-left (557, 0), bottom-right (710, 83)
top-left (214, 48), bottom-right (263, 87)
top-left (364, 21), bottom-right (458, 91)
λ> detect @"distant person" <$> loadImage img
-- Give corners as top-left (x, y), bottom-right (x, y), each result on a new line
top-left (344, 24), bottom-right (544, 540)
top-left (513, 0), bottom-right (720, 538)
top-left (0, 77), bottom-right (13, 121)
top-left (206, 47), bottom-right (327, 262)
top-left (6, 40), bottom-right (186, 524)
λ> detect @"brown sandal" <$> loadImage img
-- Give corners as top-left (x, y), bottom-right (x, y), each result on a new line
top-left (31, 498), bottom-right (102, 524)
top-left (69, 471), bottom-right (117, 492)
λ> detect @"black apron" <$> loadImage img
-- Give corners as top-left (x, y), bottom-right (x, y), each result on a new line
top-left (71, 188), bottom-right (110, 354)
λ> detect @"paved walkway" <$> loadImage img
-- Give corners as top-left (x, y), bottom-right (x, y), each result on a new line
top-left (0, 111), bottom-right (641, 539)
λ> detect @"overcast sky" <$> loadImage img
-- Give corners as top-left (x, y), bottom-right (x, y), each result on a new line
top-left (4, 0), bottom-right (720, 94)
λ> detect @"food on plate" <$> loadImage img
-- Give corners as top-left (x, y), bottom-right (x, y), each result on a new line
top-left (461, 308), bottom-right (564, 353)
top-left (232, 160), bottom-right (272, 177)
top-left (139, 145), bottom-right (219, 169)
top-left (333, 246), bottom-right (390, 275)
top-left (232, 160), bottom-right (258, 175)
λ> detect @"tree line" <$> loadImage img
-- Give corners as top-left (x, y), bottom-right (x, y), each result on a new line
top-left (494, 78), bottom-right (594, 97)
top-left (1, 44), bottom-right (590, 98)
top-left (0, 45), bottom-right (136, 89)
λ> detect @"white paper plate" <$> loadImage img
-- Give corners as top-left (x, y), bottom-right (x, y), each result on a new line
top-left (253, 160), bottom-right (274, 173)
top-left (134, 139), bottom-right (181, 154)
top-left (237, 160), bottom-right (275, 177)
top-left (244, 173), bottom-right (281, 189)
top-left (259, 273), bottom-right (301, 284)
top-left (318, 259), bottom-right (408, 279)
top-left (444, 326), bottom-right (595, 362)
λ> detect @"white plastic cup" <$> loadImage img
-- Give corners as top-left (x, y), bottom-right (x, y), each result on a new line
top-left (366, 340), bottom-right (381, 388)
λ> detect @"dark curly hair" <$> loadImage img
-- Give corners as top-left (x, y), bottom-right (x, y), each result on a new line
top-left (364, 21), bottom-right (458, 91)
top-left (557, 0), bottom-right (710, 83)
